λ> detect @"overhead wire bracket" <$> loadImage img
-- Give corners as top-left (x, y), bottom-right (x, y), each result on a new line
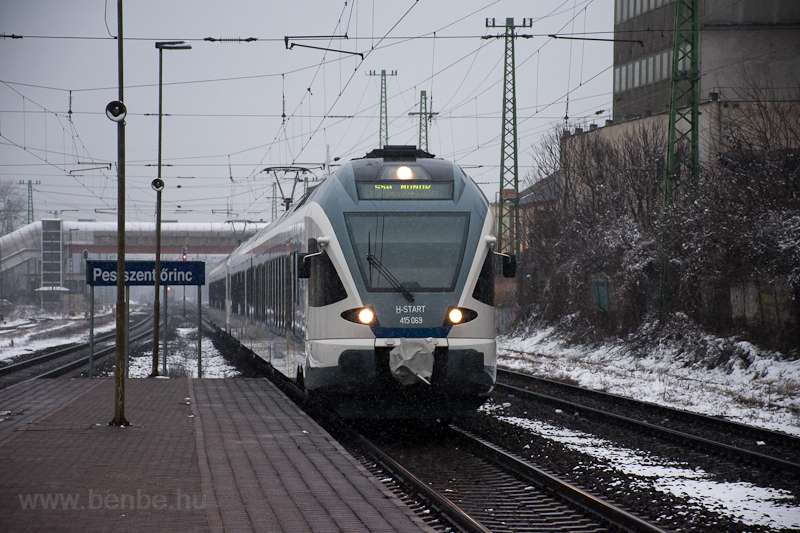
top-left (284, 34), bottom-right (360, 58)
top-left (260, 166), bottom-right (311, 211)
top-left (69, 164), bottom-right (112, 174)
top-left (548, 34), bottom-right (643, 46)
top-left (288, 43), bottom-right (363, 59)
top-left (284, 34), bottom-right (348, 48)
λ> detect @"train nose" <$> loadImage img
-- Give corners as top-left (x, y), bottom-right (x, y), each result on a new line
top-left (388, 338), bottom-right (435, 385)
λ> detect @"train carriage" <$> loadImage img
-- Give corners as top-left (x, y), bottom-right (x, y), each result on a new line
top-left (207, 145), bottom-right (515, 418)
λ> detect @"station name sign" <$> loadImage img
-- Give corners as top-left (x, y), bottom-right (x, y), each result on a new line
top-left (86, 260), bottom-right (205, 287)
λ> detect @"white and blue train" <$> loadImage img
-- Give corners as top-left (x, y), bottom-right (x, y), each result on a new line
top-left (207, 146), bottom-right (515, 418)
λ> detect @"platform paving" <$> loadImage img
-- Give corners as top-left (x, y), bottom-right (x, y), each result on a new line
top-left (0, 378), bottom-right (433, 532)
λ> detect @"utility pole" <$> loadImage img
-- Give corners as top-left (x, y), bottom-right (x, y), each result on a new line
top-left (272, 183), bottom-right (277, 221)
top-left (661, 0), bottom-right (699, 319)
top-left (1, 199), bottom-right (10, 304)
top-left (408, 90), bottom-right (438, 153)
top-left (486, 18), bottom-right (531, 257)
top-left (68, 229), bottom-right (75, 315)
top-left (110, 0), bottom-right (129, 426)
top-left (26, 180), bottom-right (34, 224)
top-left (367, 70), bottom-right (397, 148)
top-left (151, 40), bottom-right (191, 378)
top-left (22, 179), bottom-right (40, 302)
top-left (666, 0), bottom-right (700, 198)
top-left (182, 246), bottom-right (187, 316)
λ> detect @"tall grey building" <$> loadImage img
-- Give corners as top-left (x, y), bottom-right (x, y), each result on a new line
top-left (613, 0), bottom-right (800, 121)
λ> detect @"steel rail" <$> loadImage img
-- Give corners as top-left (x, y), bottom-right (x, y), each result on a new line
top-left (205, 321), bottom-right (662, 531)
top-left (257, 361), bottom-right (489, 533)
top-left (500, 368), bottom-right (800, 449)
top-left (342, 423), bottom-right (491, 533)
top-left (0, 315), bottom-right (152, 377)
top-left (36, 326), bottom-right (153, 379)
top-left (450, 426), bottom-right (669, 533)
top-left (496, 369), bottom-right (800, 477)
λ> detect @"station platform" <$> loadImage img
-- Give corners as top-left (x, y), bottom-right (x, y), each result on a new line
top-left (0, 378), bottom-right (434, 532)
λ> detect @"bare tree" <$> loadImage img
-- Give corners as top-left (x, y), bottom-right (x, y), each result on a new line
top-left (0, 180), bottom-right (26, 235)
top-left (520, 122), bottom-right (668, 334)
top-left (519, 82), bottom-right (799, 350)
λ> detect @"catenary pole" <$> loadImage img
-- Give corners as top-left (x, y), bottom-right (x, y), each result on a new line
top-left (486, 17), bottom-right (531, 257)
top-left (661, 0), bottom-right (700, 320)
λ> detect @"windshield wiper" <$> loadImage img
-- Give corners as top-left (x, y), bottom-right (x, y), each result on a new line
top-left (367, 252), bottom-right (414, 302)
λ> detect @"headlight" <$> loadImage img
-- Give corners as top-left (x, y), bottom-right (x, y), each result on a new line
top-left (358, 308), bottom-right (374, 324)
top-left (396, 166), bottom-right (413, 180)
top-left (341, 307), bottom-right (379, 326)
top-left (443, 307), bottom-right (478, 326)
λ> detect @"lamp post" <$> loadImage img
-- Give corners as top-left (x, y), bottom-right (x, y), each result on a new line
top-left (151, 40), bottom-right (191, 378)
top-left (108, 0), bottom-right (128, 426)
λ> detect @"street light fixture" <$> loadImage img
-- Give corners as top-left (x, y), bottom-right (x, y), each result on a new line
top-left (151, 40), bottom-right (191, 378)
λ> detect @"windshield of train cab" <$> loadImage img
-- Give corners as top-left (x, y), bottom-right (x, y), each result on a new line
top-left (345, 212), bottom-right (470, 292)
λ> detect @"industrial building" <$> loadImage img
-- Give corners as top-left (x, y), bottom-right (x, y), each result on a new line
top-left (515, 0), bottom-right (800, 339)
top-left (0, 221), bottom-right (265, 314)
top-left (613, 0), bottom-right (799, 120)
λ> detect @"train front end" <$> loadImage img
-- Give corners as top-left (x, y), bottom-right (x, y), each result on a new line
top-left (303, 146), bottom-right (513, 419)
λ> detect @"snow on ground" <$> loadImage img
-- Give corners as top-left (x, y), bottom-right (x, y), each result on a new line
top-left (0, 314), bottom-right (116, 363)
top-left (482, 400), bottom-right (800, 531)
top-left (498, 326), bottom-right (800, 437)
top-left (125, 327), bottom-right (239, 379)
top-left (494, 324), bottom-right (800, 531)
top-left (5, 310), bottom-right (799, 528)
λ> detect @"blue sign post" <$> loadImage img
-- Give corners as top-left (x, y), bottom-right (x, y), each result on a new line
top-left (86, 260), bottom-right (205, 287)
top-left (85, 260), bottom-right (206, 378)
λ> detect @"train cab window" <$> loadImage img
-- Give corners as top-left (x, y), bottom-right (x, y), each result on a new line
top-left (345, 212), bottom-right (469, 293)
top-left (308, 251), bottom-right (348, 307)
top-left (471, 251), bottom-right (495, 306)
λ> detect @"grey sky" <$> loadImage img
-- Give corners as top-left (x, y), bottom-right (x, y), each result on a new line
top-left (0, 0), bottom-right (613, 224)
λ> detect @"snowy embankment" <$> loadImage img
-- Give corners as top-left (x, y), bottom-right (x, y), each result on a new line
top-left (0, 311), bottom-right (116, 363)
top-left (498, 324), bottom-right (800, 437)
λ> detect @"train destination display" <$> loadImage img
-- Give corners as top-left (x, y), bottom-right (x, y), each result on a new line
top-left (357, 181), bottom-right (454, 200)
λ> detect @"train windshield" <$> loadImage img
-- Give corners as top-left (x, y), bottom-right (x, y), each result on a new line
top-left (345, 212), bottom-right (470, 292)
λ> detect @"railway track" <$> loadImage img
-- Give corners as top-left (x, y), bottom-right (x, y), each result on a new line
top-left (351, 421), bottom-right (668, 533)
top-left (0, 314), bottom-right (153, 387)
top-left (198, 330), bottom-right (800, 531)
top-left (495, 368), bottom-right (800, 478)
top-left (258, 362), bottom-right (666, 533)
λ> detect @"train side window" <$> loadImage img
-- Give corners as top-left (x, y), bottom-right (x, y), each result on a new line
top-left (280, 257), bottom-right (286, 332)
top-left (232, 271), bottom-right (243, 315)
top-left (471, 251), bottom-right (495, 306)
top-left (271, 259), bottom-right (276, 327)
top-left (246, 266), bottom-right (252, 318)
top-left (255, 264), bottom-right (260, 319)
top-left (268, 260), bottom-right (273, 326)
top-left (262, 264), bottom-right (267, 322)
top-left (308, 251), bottom-right (348, 307)
top-left (240, 271), bottom-right (245, 315)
